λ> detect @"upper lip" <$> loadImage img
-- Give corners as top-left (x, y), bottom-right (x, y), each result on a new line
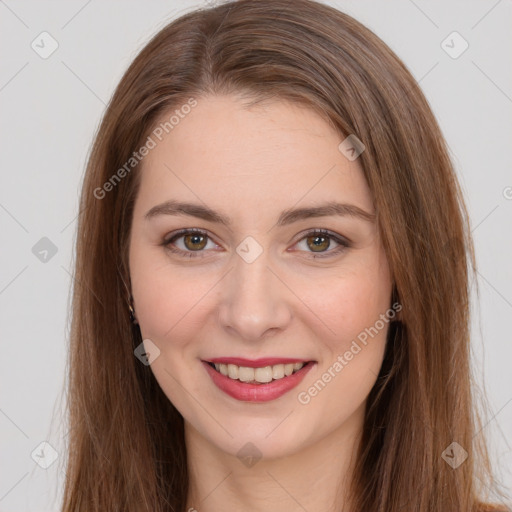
top-left (204, 357), bottom-right (313, 368)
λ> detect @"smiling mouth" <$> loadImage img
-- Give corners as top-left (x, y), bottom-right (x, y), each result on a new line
top-left (205, 361), bottom-right (314, 385)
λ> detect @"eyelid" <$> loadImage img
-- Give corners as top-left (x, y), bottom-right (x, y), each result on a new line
top-left (291, 227), bottom-right (351, 246)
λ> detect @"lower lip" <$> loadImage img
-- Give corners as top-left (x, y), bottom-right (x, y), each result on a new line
top-left (202, 361), bottom-right (315, 402)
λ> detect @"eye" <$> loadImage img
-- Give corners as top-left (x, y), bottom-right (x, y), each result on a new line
top-left (162, 228), bottom-right (218, 258)
top-left (291, 229), bottom-right (350, 259)
top-left (161, 228), bottom-right (350, 259)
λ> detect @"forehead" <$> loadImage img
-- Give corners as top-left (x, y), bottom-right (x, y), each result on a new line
top-left (135, 94), bottom-right (374, 221)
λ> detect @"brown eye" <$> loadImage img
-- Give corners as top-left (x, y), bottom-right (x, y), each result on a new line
top-left (183, 232), bottom-right (208, 251)
top-left (163, 228), bottom-right (349, 260)
top-left (293, 229), bottom-right (350, 259)
top-left (306, 234), bottom-right (331, 252)
top-left (162, 229), bottom-right (216, 258)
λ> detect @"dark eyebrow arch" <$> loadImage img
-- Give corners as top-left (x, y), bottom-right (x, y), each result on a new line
top-left (144, 200), bottom-right (376, 226)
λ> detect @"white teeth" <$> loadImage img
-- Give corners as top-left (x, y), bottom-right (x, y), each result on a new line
top-left (254, 366), bottom-right (273, 383)
top-left (213, 361), bottom-right (306, 383)
top-left (227, 364), bottom-right (238, 380)
top-left (272, 364), bottom-right (285, 379)
top-left (238, 366), bottom-right (254, 382)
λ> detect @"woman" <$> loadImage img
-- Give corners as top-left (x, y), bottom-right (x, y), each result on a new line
top-left (61, 0), bottom-right (510, 510)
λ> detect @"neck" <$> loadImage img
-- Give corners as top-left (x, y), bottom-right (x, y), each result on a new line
top-left (184, 404), bottom-right (364, 512)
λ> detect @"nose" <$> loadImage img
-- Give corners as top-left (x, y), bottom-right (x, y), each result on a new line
top-left (217, 247), bottom-right (292, 343)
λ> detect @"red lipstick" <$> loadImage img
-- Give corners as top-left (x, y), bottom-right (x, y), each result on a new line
top-left (201, 358), bottom-right (315, 402)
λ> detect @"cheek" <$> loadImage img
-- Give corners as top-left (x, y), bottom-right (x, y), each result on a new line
top-left (130, 244), bottom-right (177, 338)
top-left (333, 279), bottom-right (388, 345)
top-left (130, 245), bottom-right (217, 353)
top-left (304, 258), bottom-right (392, 356)
top-left (134, 274), bottom-right (201, 346)
top-left (294, 280), bottom-right (391, 432)
top-left (295, 254), bottom-right (392, 414)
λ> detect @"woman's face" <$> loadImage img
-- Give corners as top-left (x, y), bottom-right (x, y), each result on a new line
top-left (129, 94), bottom-right (393, 459)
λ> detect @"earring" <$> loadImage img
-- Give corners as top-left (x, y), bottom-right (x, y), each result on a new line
top-left (128, 296), bottom-right (138, 325)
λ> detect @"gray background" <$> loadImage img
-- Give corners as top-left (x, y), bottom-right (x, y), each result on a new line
top-left (0, 0), bottom-right (511, 510)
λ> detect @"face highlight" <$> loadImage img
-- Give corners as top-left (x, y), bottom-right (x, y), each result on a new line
top-left (128, 94), bottom-right (393, 459)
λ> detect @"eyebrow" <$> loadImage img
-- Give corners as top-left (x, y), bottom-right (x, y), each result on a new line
top-left (144, 200), bottom-right (376, 226)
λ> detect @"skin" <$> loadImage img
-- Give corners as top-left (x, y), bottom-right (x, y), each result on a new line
top-left (128, 94), bottom-right (393, 512)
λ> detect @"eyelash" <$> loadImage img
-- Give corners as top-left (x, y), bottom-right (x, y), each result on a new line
top-left (161, 228), bottom-right (350, 260)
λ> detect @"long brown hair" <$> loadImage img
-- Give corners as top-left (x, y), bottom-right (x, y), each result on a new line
top-left (60, 1), bottom-right (509, 510)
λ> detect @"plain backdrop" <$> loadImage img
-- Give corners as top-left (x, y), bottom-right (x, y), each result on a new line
top-left (0, 0), bottom-right (511, 510)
